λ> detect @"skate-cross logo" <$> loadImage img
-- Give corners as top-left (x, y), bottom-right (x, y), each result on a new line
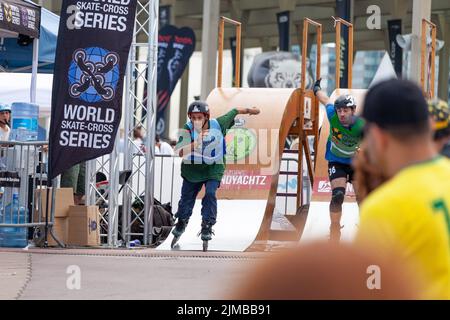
top-left (3, 4), bottom-right (12, 23)
top-left (68, 47), bottom-right (120, 103)
top-left (225, 128), bottom-right (257, 162)
top-left (89, 219), bottom-right (97, 233)
top-left (318, 180), bottom-right (332, 193)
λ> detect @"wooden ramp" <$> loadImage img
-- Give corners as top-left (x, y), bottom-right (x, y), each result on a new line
top-left (300, 89), bottom-right (367, 243)
top-left (158, 87), bottom-right (304, 251)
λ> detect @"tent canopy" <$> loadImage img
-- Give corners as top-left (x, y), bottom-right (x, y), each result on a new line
top-left (0, 3), bottom-right (57, 73)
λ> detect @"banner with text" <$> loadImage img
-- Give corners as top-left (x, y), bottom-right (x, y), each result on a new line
top-left (277, 11), bottom-right (290, 52)
top-left (388, 19), bottom-right (403, 77)
top-left (336, 0), bottom-right (351, 88)
top-left (0, 0), bottom-right (41, 38)
top-left (156, 25), bottom-right (195, 135)
top-left (49, 0), bottom-right (137, 179)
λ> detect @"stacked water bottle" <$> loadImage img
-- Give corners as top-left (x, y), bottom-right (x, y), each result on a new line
top-left (0, 102), bottom-right (39, 248)
top-left (0, 189), bottom-right (28, 247)
top-left (9, 102), bottom-right (39, 141)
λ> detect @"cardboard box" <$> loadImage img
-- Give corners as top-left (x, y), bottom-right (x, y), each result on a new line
top-left (34, 188), bottom-right (74, 221)
top-left (47, 217), bottom-right (69, 247)
top-left (68, 206), bottom-right (100, 247)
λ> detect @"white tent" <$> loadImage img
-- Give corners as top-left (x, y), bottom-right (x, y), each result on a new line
top-left (0, 0), bottom-right (42, 104)
top-left (369, 52), bottom-right (398, 88)
top-left (0, 72), bottom-right (52, 117)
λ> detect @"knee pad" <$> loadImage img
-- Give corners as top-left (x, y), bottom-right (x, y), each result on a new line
top-left (330, 187), bottom-right (345, 212)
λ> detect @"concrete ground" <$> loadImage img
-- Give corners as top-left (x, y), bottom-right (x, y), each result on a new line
top-left (0, 248), bottom-right (269, 300)
top-left (0, 253), bottom-right (31, 300)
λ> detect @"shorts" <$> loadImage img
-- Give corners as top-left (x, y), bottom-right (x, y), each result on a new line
top-left (60, 162), bottom-right (86, 196)
top-left (328, 162), bottom-right (354, 183)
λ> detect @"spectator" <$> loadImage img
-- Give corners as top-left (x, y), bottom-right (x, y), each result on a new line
top-left (61, 162), bottom-right (86, 205)
top-left (133, 125), bottom-right (146, 153)
top-left (155, 134), bottom-right (174, 156)
top-left (427, 99), bottom-right (450, 158)
top-left (354, 79), bottom-right (450, 299)
top-left (235, 242), bottom-right (418, 300)
top-left (0, 103), bottom-right (11, 141)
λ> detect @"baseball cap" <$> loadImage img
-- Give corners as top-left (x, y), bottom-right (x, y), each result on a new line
top-left (362, 79), bottom-right (429, 129)
top-left (0, 103), bottom-right (11, 113)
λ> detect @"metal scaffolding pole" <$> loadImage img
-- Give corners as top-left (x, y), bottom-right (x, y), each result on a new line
top-left (108, 133), bottom-right (120, 247)
top-left (121, 39), bottom-right (136, 246)
top-left (86, 153), bottom-right (113, 245)
top-left (86, 0), bottom-right (158, 247)
top-left (143, 0), bottom-right (158, 246)
top-left (121, 0), bottom-right (158, 245)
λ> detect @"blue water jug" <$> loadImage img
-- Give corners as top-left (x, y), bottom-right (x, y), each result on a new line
top-left (0, 193), bottom-right (28, 248)
top-left (10, 102), bottom-right (39, 141)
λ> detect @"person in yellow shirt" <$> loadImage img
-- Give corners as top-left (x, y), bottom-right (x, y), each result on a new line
top-left (354, 79), bottom-right (450, 300)
top-left (427, 99), bottom-right (450, 157)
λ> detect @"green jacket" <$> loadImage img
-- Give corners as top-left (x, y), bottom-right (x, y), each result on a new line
top-left (177, 109), bottom-right (238, 183)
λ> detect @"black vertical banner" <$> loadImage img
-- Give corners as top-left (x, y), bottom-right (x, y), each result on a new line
top-left (48, 0), bottom-right (137, 179)
top-left (141, 5), bottom-right (170, 126)
top-left (336, 0), bottom-right (351, 88)
top-left (156, 25), bottom-right (195, 135)
top-left (230, 36), bottom-right (237, 87)
top-left (159, 5), bottom-right (171, 29)
top-left (277, 11), bottom-right (290, 52)
top-left (155, 25), bottom-right (176, 135)
top-left (388, 19), bottom-right (403, 77)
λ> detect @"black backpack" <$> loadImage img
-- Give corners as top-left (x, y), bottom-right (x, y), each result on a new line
top-left (152, 199), bottom-right (175, 246)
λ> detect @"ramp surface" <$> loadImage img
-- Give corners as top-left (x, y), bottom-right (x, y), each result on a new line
top-left (157, 200), bottom-right (266, 251)
top-left (158, 88), bottom-right (302, 252)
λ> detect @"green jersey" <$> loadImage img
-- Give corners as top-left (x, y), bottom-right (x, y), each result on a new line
top-left (325, 104), bottom-right (364, 164)
top-left (177, 109), bottom-right (238, 183)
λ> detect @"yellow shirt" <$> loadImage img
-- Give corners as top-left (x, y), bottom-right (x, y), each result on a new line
top-left (356, 157), bottom-right (450, 300)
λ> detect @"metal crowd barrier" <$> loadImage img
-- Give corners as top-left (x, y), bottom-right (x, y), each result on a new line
top-left (152, 154), bottom-right (311, 220)
top-left (0, 140), bottom-right (60, 247)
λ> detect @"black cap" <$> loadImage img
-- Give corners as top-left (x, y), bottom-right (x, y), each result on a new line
top-left (363, 79), bottom-right (429, 128)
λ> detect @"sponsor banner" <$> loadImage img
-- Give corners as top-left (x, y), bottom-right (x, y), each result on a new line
top-left (0, 0), bottom-right (40, 38)
top-left (277, 11), bottom-right (290, 52)
top-left (313, 177), bottom-right (355, 196)
top-left (247, 51), bottom-right (313, 89)
top-left (156, 25), bottom-right (195, 136)
top-left (48, 0), bottom-right (137, 179)
top-left (336, 0), bottom-right (351, 88)
top-left (387, 19), bottom-right (403, 77)
top-left (0, 171), bottom-right (20, 188)
top-left (159, 5), bottom-right (170, 29)
top-left (221, 170), bottom-right (272, 190)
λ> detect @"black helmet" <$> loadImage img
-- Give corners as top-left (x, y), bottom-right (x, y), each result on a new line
top-left (334, 94), bottom-right (356, 110)
top-left (188, 101), bottom-right (210, 117)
